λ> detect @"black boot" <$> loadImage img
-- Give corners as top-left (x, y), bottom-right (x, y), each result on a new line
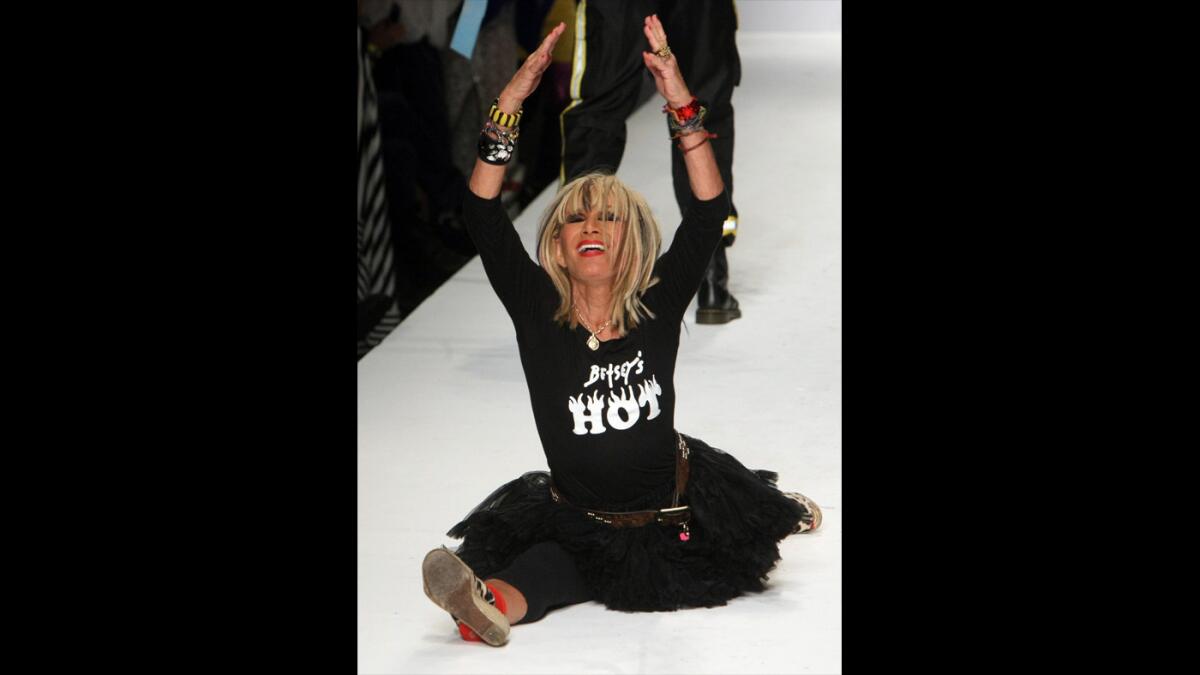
top-left (696, 240), bottom-right (741, 324)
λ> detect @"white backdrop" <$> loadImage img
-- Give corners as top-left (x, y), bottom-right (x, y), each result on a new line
top-left (735, 0), bottom-right (841, 33)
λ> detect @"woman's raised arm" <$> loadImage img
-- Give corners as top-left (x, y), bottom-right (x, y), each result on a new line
top-left (640, 14), bottom-right (724, 201)
top-left (468, 22), bottom-right (566, 199)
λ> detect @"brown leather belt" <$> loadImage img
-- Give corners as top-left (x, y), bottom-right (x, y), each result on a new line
top-left (549, 432), bottom-right (692, 532)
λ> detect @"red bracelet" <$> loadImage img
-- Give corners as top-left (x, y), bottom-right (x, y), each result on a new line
top-left (662, 97), bottom-right (701, 124)
top-left (677, 131), bottom-right (717, 153)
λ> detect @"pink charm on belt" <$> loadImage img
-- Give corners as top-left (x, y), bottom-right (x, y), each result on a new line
top-left (679, 522), bottom-right (690, 542)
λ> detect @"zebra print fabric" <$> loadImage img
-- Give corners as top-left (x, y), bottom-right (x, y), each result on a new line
top-left (358, 27), bottom-right (401, 358)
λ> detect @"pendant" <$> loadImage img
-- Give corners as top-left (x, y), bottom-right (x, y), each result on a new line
top-left (587, 334), bottom-right (600, 351)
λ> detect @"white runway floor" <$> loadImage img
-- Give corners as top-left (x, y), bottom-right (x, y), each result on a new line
top-left (358, 33), bottom-right (841, 674)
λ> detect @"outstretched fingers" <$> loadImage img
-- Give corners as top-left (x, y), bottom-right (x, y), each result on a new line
top-left (643, 17), bottom-right (661, 52)
top-left (643, 14), bottom-right (675, 72)
top-left (541, 21), bottom-right (566, 55)
top-left (645, 14), bottom-right (669, 50)
top-left (526, 21), bottom-right (566, 75)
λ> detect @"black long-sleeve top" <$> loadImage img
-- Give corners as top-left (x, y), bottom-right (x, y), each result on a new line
top-left (462, 188), bottom-right (730, 508)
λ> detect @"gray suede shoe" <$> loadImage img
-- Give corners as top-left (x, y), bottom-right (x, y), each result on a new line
top-left (422, 547), bottom-right (510, 646)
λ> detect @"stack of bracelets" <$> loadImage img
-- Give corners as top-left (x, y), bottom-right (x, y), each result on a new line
top-left (478, 99), bottom-right (523, 165)
top-left (663, 98), bottom-right (717, 153)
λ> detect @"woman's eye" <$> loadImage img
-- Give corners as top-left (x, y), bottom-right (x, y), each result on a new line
top-left (566, 214), bottom-right (585, 223)
top-left (604, 213), bottom-right (618, 221)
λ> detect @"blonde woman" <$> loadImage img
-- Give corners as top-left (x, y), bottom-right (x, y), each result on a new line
top-left (421, 16), bottom-right (820, 646)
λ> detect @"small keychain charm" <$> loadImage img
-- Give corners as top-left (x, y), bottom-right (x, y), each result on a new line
top-left (679, 522), bottom-right (690, 542)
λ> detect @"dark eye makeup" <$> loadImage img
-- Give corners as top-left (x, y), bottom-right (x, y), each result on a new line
top-left (565, 212), bottom-right (620, 223)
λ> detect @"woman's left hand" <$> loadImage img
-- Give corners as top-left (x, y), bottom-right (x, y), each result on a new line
top-left (641, 14), bottom-right (693, 109)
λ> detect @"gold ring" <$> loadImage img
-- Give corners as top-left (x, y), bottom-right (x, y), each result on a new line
top-left (655, 45), bottom-right (671, 58)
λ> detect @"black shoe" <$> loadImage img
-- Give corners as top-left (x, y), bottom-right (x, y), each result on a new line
top-left (695, 243), bottom-right (741, 324)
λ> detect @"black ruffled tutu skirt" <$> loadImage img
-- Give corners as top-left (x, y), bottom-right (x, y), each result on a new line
top-left (447, 433), bottom-right (805, 612)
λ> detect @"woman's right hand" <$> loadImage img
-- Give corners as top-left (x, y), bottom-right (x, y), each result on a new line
top-left (496, 22), bottom-right (566, 118)
top-left (640, 14), bottom-right (693, 109)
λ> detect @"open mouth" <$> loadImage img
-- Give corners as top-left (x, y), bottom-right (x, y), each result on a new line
top-left (577, 240), bottom-right (606, 257)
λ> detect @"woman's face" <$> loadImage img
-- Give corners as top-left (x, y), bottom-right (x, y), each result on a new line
top-left (553, 205), bottom-right (625, 285)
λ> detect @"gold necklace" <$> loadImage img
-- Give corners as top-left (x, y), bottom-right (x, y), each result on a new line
top-left (574, 306), bottom-right (612, 351)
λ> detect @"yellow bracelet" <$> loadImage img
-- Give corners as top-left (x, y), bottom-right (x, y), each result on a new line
top-left (489, 99), bottom-right (523, 129)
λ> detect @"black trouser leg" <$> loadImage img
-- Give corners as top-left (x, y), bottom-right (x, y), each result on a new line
top-left (491, 541), bottom-right (593, 624)
top-left (661, 1), bottom-right (741, 322)
top-left (560, 0), bottom-right (660, 182)
top-left (663, 0), bottom-right (739, 216)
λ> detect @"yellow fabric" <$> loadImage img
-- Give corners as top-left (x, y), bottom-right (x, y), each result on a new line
top-left (544, 0), bottom-right (577, 63)
top-left (559, 0), bottom-right (587, 184)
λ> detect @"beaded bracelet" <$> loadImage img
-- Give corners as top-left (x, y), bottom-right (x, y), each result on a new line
top-left (483, 119), bottom-right (520, 142)
top-left (663, 98), bottom-right (702, 124)
top-left (664, 101), bottom-right (708, 139)
top-left (663, 98), bottom-right (707, 135)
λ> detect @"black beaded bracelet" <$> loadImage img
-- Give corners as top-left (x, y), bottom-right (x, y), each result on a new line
top-left (478, 131), bottom-right (515, 165)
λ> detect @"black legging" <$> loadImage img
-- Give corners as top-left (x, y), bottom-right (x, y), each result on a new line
top-left (490, 541), bottom-right (594, 624)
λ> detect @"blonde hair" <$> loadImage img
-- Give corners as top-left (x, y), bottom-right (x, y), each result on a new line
top-left (536, 173), bottom-right (662, 334)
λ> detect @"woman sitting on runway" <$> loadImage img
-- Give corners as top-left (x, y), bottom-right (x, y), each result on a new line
top-left (421, 15), bottom-right (821, 646)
